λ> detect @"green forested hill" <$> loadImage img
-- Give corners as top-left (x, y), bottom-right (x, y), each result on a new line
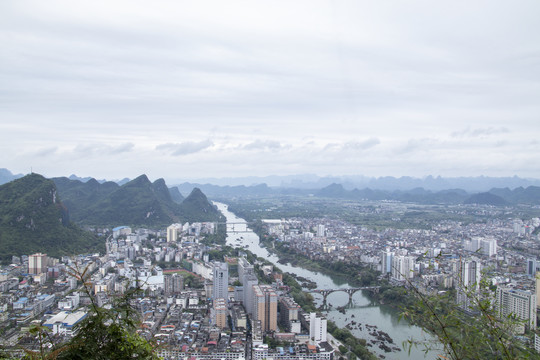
top-left (0, 174), bottom-right (102, 263)
top-left (77, 175), bottom-right (183, 226)
top-left (179, 187), bottom-right (222, 223)
top-left (52, 177), bottom-right (119, 216)
top-left (168, 186), bottom-right (185, 204)
top-left (464, 192), bottom-right (508, 206)
top-left (488, 186), bottom-right (540, 205)
top-left (53, 175), bottom-right (222, 226)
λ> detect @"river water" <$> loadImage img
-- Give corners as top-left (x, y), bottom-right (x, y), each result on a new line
top-left (214, 202), bottom-right (439, 360)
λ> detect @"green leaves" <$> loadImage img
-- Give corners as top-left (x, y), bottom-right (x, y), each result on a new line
top-left (53, 265), bottom-right (159, 360)
top-left (0, 174), bottom-right (104, 262)
top-left (403, 275), bottom-right (538, 360)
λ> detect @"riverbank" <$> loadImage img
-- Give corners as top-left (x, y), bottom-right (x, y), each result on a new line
top-left (259, 232), bottom-right (415, 309)
top-left (254, 222), bottom-right (436, 357)
top-left (215, 202), bottom-right (439, 360)
top-left (235, 247), bottom-right (378, 359)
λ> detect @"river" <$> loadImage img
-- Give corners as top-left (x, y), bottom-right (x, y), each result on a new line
top-left (214, 202), bottom-right (439, 360)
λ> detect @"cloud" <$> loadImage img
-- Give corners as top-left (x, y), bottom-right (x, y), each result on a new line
top-left (343, 138), bottom-right (381, 151)
top-left (72, 143), bottom-right (135, 157)
top-left (32, 146), bottom-right (58, 157)
top-left (323, 138), bottom-right (380, 152)
top-left (393, 138), bottom-right (433, 155)
top-left (451, 127), bottom-right (510, 138)
top-left (242, 140), bottom-right (283, 151)
top-left (109, 142), bottom-right (134, 154)
top-left (1, 2), bottom-right (539, 179)
top-left (156, 139), bottom-right (214, 156)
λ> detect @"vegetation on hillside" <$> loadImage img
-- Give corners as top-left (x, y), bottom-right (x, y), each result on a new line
top-left (0, 174), bottom-right (103, 263)
top-left (54, 175), bottom-right (223, 226)
top-left (401, 269), bottom-right (539, 359)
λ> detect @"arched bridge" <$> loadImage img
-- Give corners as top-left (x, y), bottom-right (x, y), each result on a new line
top-left (308, 287), bottom-right (380, 304)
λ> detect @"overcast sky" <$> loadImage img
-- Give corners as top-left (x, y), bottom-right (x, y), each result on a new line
top-left (1, 0), bottom-right (539, 182)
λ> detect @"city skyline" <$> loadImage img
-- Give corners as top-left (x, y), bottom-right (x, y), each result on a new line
top-left (1, 1), bottom-right (539, 180)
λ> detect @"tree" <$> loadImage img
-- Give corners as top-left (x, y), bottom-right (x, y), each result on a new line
top-left (55, 265), bottom-right (159, 360)
top-left (402, 269), bottom-right (538, 359)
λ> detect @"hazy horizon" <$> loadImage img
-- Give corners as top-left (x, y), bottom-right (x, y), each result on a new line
top-left (2, 1), bottom-right (539, 180)
top-left (4, 168), bottom-right (540, 192)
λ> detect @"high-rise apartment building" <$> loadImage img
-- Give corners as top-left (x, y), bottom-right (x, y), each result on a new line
top-left (317, 224), bottom-right (325, 237)
top-left (238, 257), bottom-right (254, 284)
top-left (391, 255), bottom-right (415, 281)
top-left (464, 237), bottom-right (497, 257)
top-left (536, 271), bottom-right (540, 309)
top-left (496, 286), bottom-right (536, 333)
top-left (252, 285), bottom-right (277, 332)
top-left (28, 253), bottom-right (48, 275)
top-left (243, 274), bottom-right (258, 315)
top-left (263, 286), bottom-right (278, 332)
top-left (213, 298), bottom-right (228, 329)
top-left (279, 296), bottom-right (301, 332)
top-left (309, 312), bottom-right (327, 344)
top-left (253, 285), bottom-right (266, 331)
top-left (213, 262), bottom-right (229, 302)
top-left (164, 273), bottom-right (184, 295)
top-left (480, 238), bottom-right (497, 257)
top-left (456, 258), bottom-right (481, 311)
top-left (381, 250), bottom-right (394, 274)
top-left (167, 223), bottom-right (182, 242)
top-left (527, 258), bottom-right (537, 278)
top-left (458, 258), bottom-right (481, 290)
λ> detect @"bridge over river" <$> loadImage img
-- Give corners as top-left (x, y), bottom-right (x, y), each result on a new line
top-left (213, 221), bottom-right (255, 233)
top-left (308, 286), bottom-right (380, 305)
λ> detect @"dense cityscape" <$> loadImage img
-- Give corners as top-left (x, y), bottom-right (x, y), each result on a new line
top-left (2, 193), bottom-right (540, 359)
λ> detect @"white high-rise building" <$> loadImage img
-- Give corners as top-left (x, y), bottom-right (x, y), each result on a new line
top-left (459, 258), bottom-right (481, 289)
top-left (480, 238), bottom-right (497, 257)
top-left (309, 312), bottom-right (327, 344)
top-left (212, 262), bottom-right (229, 302)
top-left (381, 250), bottom-right (394, 274)
top-left (238, 257), bottom-right (254, 284)
top-left (167, 223), bottom-right (182, 242)
top-left (243, 274), bottom-right (258, 315)
top-left (317, 224), bottom-right (325, 238)
top-left (464, 237), bottom-right (497, 257)
top-left (496, 287), bottom-right (536, 333)
top-left (456, 258), bottom-right (481, 311)
top-left (28, 253), bottom-right (48, 275)
top-left (391, 255), bottom-right (415, 281)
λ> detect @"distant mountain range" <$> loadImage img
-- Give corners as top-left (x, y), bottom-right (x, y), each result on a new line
top-left (172, 182), bottom-right (540, 206)
top-left (0, 174), bottom-right (103, 262)
top-left (314, 183), bottom-right (540, 206)
top-left (3, 169), bottom-right (540, 192)
top-left (0, 168), bottom-right (24, 185)
top-left (315, 183), bottom-right (471, 204)
top-left (175, 174), bottom-right (540, 192)
top-left (3, 168), bottom-right (540, 207)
